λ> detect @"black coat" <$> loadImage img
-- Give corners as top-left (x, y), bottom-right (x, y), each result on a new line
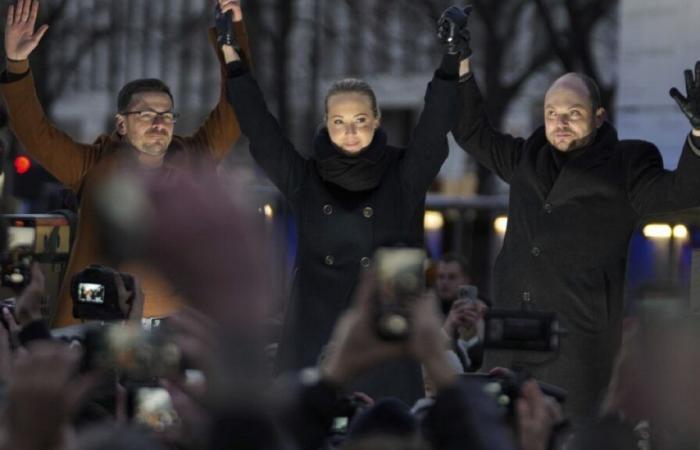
top-left (453, 76), bottom-right (700, 418)
top-left (227, 67), bottom-right (457, 401)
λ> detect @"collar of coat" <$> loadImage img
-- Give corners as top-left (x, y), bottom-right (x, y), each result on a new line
top-left (532, 121), bottom-right (619, 162)
top-left (311, 127), bottom-right (394, 192)
top-left (528, 121), bottom-right (620, 200)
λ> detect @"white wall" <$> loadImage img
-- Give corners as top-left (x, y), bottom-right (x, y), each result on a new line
top-left (616, 0), bottom-right (700, 168)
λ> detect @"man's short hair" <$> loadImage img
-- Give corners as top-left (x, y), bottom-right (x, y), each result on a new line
top-left (572, 73), bottom-right (602, 112)
top-left (439, 252), bottom-right (469, 276)
top-left (117, 79), bottom-right (174, 113)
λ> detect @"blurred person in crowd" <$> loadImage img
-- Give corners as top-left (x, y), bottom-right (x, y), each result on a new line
top-left (220, 0), bottom-right (460, 403)
top-left (0, 340), bottom-right (99, 450)
top-left (1, 0), bottom-right (252, 327)
top-left (278, 268), bottom-right (563, 450)
top-left (435, 253), bottom-right (489, 373)
top-left (135, 169), bottom-right (277, 449)
top-left (450, 3), bottom-right (700, 419)
top-left (589, 313), bottom-right (700, 450)
top-left (434, 252), bottom-right (470, 315)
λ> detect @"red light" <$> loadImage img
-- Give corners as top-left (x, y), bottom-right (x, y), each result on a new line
top-left (14, 156), bottom-right (31, 174)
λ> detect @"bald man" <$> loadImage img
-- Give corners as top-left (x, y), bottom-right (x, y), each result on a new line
top-left (452, 50), bottom-right (700, 418)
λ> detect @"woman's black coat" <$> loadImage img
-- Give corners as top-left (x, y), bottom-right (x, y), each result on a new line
top-left (226, 64), bottom-right (457, 400)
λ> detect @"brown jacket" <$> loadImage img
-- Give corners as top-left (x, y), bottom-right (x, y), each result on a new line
top-left (1, 24), bottom-right (251, 327)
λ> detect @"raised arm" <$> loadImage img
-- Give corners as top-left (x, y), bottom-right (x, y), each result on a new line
top-left (221, 36), bottom-right (306, 198)
top-left (398, 6), bottom-right (470, 199)
top-left (398, 54), bottom-right (458, 200)
top-left (448, 4), bottom-right (525, 184)
top-left (628, 62), bottom-right (700, 216)
top-left (179, 0), bottom-right (253, 161)
top-left (1, 0), bottom-right (99, 191)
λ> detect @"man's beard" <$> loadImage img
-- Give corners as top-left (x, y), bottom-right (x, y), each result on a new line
top-left (131, 134), bottom-right (171, 156)
top-left (564, 128), bottom-right (598, 151)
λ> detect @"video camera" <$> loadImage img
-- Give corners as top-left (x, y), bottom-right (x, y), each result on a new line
top-left (484, 309), bottom-right (564, 352)
top-left (71, 265), bottom-right (135, 321)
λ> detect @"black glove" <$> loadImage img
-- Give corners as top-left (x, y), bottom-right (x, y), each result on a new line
top-left (437, 5), bottom-right (472, 59)
top-left (670, 61), bottom-right (700, 130)
top-left (215, 4), bottom-right (239, 51)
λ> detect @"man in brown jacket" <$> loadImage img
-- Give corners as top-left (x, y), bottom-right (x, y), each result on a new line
top-left (1, 0), bottom-right (251, 326)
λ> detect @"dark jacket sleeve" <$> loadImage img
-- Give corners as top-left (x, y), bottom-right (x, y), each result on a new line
top-left (0, 58), bottom-right (103, 191)
top-left (625, 134), bottom-right (700, 216)
top-left (225, 65), bottom-right (306, 198)
top-left (179, 23), bottom-right (253, 162)
top-left (399, 72), bottom-right (456, 203)
top-left (452, 76), bottom-right (526, 184)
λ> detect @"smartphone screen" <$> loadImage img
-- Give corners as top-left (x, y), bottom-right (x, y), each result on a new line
top-left (77, 282), bottom-right (106, 304)
top-left (375, 247), bottom-right (426, 302)
top-left (458, 285), bottom-right (478, 307)
top-left (374, 247), bottom-right (426, 340)
top-left (7, 226), bottom-right (36, 251)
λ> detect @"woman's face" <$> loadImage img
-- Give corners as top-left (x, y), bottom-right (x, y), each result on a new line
top-left (326, 92), bottom-right (379, 155)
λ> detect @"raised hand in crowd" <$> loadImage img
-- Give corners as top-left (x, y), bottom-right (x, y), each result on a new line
top-left (14, 263), bottom-right (45, 327)
top-left (516, 380), bottom-right (564, 450)
top-left (0, 342), bottom-right (98, 450)
top-left (4, 0), bottom-right (48, 61)
top-left (599, 321), bottom-right (649, 423)
top-left (321, 270), bottom-right (458, 392)
top-left (442, 297), bottom-right (487, 340)
top-left (670, 61), bottom-right (700, 134)
top-left (0, 316), bottom-right (14, 386)
top-left (114, 272), bottom-right (144, 323)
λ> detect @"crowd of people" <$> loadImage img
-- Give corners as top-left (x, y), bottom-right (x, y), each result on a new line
top-left (1, 0), bottom-right (700, 449)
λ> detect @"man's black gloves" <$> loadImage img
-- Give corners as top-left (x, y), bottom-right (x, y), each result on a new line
top-left (437, 5), bottom-right (472, 59)
top-left (215, 4), bottom-right (240, 51)
top-left (670, 61), bottom-right (700, 130)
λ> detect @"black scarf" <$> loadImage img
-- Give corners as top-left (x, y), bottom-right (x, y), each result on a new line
top-left (312, 127), bottom-right (392, 192)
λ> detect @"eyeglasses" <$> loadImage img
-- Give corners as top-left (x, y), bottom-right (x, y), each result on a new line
top-left (121, 110), bottom-right (179, 124)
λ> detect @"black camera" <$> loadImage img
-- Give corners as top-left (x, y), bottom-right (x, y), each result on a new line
top-left (1, 220), bottom-right (36, 290)
top-left (373, 247), bottom-right (426, 341)
top-left (82, 323), bottom-right (182, 379)
top-left (71, 265), bottom-right (135, 321)
top-left (483, 309), bottom-right (564, 352)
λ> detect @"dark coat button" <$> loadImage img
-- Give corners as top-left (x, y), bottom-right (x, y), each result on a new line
top-left (544, 203), bottom-right (552, 213)
top-left (363, 207), bottom-right (374, 218)
top-left (323, 204), bottom-right (333, 215)
top-left (324, 255), bottom-right (335, 266)
top-left (360, 257), bottom-right (371, 268)
top-left (531, 246), bottom-right (541, 256)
